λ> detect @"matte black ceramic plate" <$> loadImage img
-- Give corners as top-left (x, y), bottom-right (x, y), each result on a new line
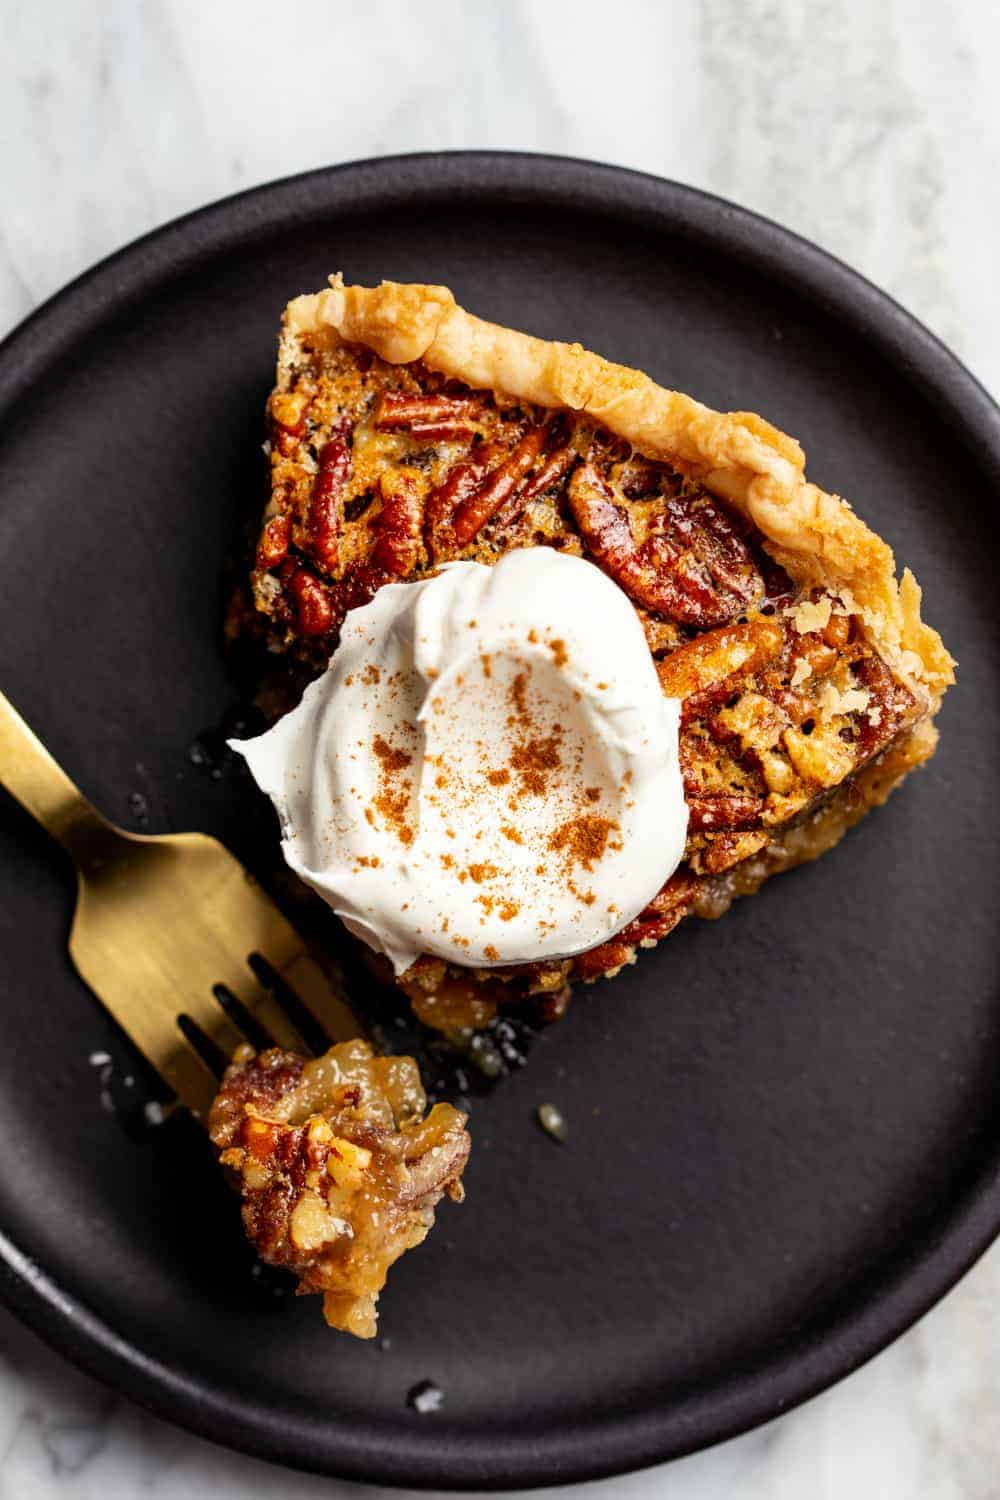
top-left (0, 154), bottom-right (998, 1490)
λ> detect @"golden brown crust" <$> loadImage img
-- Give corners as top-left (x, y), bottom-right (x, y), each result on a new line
top-left (284, 278), bottom-right (954, 704)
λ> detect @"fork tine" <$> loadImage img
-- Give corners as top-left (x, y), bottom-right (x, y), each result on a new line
top-left (66, 936), bottom-right (240, 1120)
top-left (275, 952), bottom-right (365, 1045)
top-left (226, 970), bottom-right (310, 1053)
top-left (183, 1001), bottom-right (247, 1067)
top-left (164, 955), bottom-right (358, 1122)
top-left (159, 1034), bottom-right (222, 1121)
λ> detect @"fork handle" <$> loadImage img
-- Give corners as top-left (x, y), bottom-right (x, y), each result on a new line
top-left (0, 690), bottom-right (113, 856)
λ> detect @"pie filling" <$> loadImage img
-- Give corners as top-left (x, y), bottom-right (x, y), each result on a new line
top-left (224, 285), bottom-right (951, 1032)
top-left (209, 1039), bottom-right (470, 1337)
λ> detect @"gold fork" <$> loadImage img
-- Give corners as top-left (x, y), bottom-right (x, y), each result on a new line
top-left (0, 689), bottom-right (358, 1120)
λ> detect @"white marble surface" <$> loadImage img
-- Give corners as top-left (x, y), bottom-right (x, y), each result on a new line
top-left (1, 0), bottom-right (999, 1495)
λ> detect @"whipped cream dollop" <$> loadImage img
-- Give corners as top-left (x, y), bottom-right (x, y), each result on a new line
top-left (232, 550), bottom-right (688, 974)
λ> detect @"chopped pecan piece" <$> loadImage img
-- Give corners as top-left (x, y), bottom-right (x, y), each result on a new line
top-left (572, 872), bottom-right (699, 979)
top-left (822, 611), bottom-right (854, 650)
top-left (616, 459), bottom-right (663, 498)
top-left (210, 1040), bottom-right (470, 1338)
top-left (270, 389), bottom-right (310, 456)
top-left (256, 513), bottom-right (291, 570)
top-left (789, 629), bottom-right (840, 680)
top-left (657, 618), bottom-right (785, 719)
top-left (852, 654), bottom-right (917, 759)
top-left (782, 722), bottom-right (855, 787)
top-left (686, 793), bottom-right (764, 831)
top-left (765, 686), bottom-right (815, 726)
top-left (697, 829), bottom-right (768, 874)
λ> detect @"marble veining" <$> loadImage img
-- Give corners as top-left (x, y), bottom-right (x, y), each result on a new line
top-left (1, 0), bottom-right (998, 1495)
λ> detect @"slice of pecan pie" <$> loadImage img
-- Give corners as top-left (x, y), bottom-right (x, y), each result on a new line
top-left (229, 278), bottom-right (954, 1030)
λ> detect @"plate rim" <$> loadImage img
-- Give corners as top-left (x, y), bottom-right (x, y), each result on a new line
top-left (1, 149), bottom-right (999, 1489)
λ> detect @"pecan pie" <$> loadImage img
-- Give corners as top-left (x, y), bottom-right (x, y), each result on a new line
top-left (230, 278), bottom-right (954, 1029)
top-left (209, 1039), bottom-right (470, 1336)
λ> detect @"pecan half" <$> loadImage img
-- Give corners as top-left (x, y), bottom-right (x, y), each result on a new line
top-left (659, 491), bottom-right (763, 610)
top-left (568, 463), bottom-right (758, 627)
top-left (371, 470), bottom-right (423, 576)
top-left (451, 427), bottom-right (549, 547)
top-left (375, 393), bottom-right (482, 441)
top-left (493, 445), bottom-right (577, 529)
top-left (308, 436), bottom-right (351, 573)
top-left (282, 561), bottom-right (334, 637)
top-left (423, 444), bottom-right (502, 560)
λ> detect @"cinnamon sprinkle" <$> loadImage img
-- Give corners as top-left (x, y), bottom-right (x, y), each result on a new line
top-left (510, 735), bottom-right (562, 796)
top-left (372, 735), bottom-right (411, 772)
top-left (370, 735), bottom-right (414, 844)
top-left (510, 670), bottom-right (530, 720)
top-left (372, 786), bottom-right (413, 844)
top-left (502, 664), bottom-right (567, 797)
top-left (548, 814), bottom-right (621, 872)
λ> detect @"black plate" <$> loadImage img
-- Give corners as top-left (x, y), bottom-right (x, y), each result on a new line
top-left (1, 153), bottom-right (998, 1490)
